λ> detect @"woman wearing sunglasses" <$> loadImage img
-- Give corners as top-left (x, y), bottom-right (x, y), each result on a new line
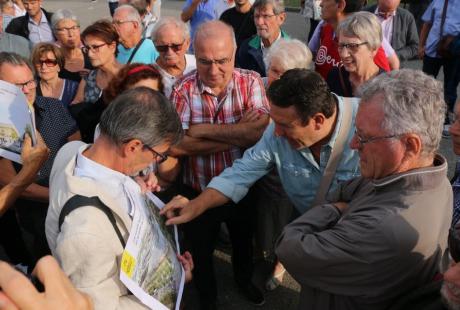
top-left (31, 43), bottom-right (79, 108)
top-left (326, 12), bottom-right (386, 97)
top-left (151, 17), bottom-right (196, 98)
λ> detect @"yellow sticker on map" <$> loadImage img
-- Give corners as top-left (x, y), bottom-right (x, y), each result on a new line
top-left (121, 251), bottom-right (136, 278)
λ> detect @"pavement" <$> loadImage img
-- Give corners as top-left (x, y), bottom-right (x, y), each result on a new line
top-left (41, 1), bottom-right (459, 309)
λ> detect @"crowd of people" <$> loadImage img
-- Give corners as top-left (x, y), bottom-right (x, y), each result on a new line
top-left (0, 0), bottom-right (459, 309)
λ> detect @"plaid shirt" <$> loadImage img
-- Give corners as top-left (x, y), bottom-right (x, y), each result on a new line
top-left (171, 68), bottom-right (269, 192)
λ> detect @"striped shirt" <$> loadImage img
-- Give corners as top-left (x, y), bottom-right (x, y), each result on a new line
top-left (171, 68), bottom-right (269, 192)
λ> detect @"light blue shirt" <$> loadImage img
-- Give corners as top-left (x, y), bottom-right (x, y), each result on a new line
top-left (207, 96), bottom-right (361, 214)
top-left (422, 0), bottom-right (460, 58)
top-left (183, 0), bottom-right (222, 52)
top-left (28, 9), bottom-right (54, 46)
top-left (116, 38), bottom-right (158, 64)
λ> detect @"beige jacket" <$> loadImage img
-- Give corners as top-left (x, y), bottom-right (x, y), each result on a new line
top-left (45, 141), bottom-right (148, 310)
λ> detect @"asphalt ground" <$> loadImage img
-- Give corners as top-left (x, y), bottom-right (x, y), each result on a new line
top-left (39, 1), bottom-right (460, 308)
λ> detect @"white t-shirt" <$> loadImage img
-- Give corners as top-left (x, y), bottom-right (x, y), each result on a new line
top-left (155, 54), bottom-right (197, 98)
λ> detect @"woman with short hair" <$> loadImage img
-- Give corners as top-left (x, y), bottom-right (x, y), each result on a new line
top-left (31, 43), bottom-right (79, 107)
top-left (327, 12), bottom-right (386, 97)
top-left (52, 9), bottom-right (91, 82)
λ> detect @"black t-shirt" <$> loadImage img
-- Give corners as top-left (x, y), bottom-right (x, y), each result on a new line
top-left (220, 7), bottom-right (257, 50)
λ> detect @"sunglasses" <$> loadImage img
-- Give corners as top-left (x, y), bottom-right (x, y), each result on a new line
top-left (155, 41), bottom-right (184, 53)
top-left (36, 59), bottom-right (58, 67)
top-left (449, 226), bottom-right (460, 262)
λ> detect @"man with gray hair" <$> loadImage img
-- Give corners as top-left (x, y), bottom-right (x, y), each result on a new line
top-left (275, 69), bottom-right (452, 310)
top-left (170, 20), bottom-right (269, 309)
top-left (45, 87), bottom-right (185, 310)
top-left (112, 4), bottom-right (158, 64)
top-left (236, 0), bottom-right (288, 76)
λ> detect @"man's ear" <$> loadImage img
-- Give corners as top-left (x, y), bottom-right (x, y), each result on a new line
top-left (122, 139), bottom-right (143, 157)
top-left (277, 12), bottom-right (286, 25)
top-left (338, 0), bottom-right (347, 12)
top-left (402, 133), bottom-right (422, 160)
top-left (312, 113), bottom-right (326, 130)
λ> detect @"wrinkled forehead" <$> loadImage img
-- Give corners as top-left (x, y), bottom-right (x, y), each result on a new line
top-left (254, 4), bottom-right (276, 15)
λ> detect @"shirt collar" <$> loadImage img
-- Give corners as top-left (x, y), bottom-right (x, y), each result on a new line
top-left (260, 30), bottom-right (282, 50)
top-left (197, 71), bottom-right (235, 97)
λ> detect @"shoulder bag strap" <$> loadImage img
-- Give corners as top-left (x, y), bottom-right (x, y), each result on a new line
top-left (127, 38), bottom-right (146, 65)
top-left (440, 0), bottom-right (449, 38)
top-left (311, 97), bottom-right (353, 206)
top-left (58, 195), bottom-right (126, 247)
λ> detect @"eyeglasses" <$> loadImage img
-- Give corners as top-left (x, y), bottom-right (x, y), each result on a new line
top-left (197, 57), bottom-right (232, 66)
top-left (353, 130), bottom-right (400, 148)
top-left (254, 13), bottom-right (277, 20)
top-left (55, 25), bottom-right (80, 34)
top-left (81, 43), bottom-right (107, 54)
top-left (449, 225), bottom-right (460, 262)
top-left (338, 42), bottom-right (368, 53)
top-left (35, 59), bottom-right (58, 67)
top-left (155, 40), bottom-right (185, 53)
top-left (15, 79), bottom-right (37, 90)
top-left (143, 144), bottom-right (168, 164)
top-left (112, 20), bottom-right (136, 27)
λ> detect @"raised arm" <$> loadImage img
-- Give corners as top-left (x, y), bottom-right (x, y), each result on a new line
top-left (181, 0), bottom-right (201, 22)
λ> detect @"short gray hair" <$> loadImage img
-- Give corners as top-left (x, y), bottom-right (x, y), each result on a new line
top-left (253, 0), bottom-right (285, 15)
top-left (126, 0), bottom-right (148, 16)
top-left (358, 69), bottom-right (445, 156)
top-left (337, 11), bottom-right (382, 50)
top-left (115, 4), bottom-right (142, 23)
top-left (0, 52), bottom-right (34, 77)
top-left (265, 39), bottom-right (312, 72)
top-left (151, 16), bottom-right (190, 43)
top-left (99, 87), bottom-right (183, 147)
top-left (193, 20), bottom-right (236, 53)
top-left (51, 9), bottom-right (80, 32)
top-left (0, 0), bottom-right (14, 11)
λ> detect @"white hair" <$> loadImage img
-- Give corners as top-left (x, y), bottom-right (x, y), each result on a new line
top-left (265, 38), bottom-right (313, 72)
top-left (151, 16), bottom-right (190, 42)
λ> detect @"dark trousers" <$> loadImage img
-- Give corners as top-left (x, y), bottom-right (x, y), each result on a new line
top-left (308, 19), bottom-right (320, 42)
top-left (181, 186), bottom-right (255, 306)
top-left (423, 55), bottom-right (460, 113)
top-left (15, 199), bottom-right (51, 266)
top-left (0, 209), bottom-right (32, 266)
top-left (108, 1), bottom-right (118, 16)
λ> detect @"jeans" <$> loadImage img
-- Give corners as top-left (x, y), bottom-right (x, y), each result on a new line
top-left (423, 55), bottom-right (460, 114)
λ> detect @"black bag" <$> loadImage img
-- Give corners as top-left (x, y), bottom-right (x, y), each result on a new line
top-left (68, 97), bottom-right (106, 143)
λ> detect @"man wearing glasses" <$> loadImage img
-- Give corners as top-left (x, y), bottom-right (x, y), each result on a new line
top-left (275, 69), bottom-right (450, 309)
top-left (5, 0), bottom-right (55, 46)
top-left (236, 0), bottom-right (288, 77)
top-left (170, 20), bottom-right (269, 309)
top-left (0, 52), bottom-right (79, 266)
top-left (45, 87), bottom-right (186, 310)
top-left (112, 4), bottom-right (158, 64)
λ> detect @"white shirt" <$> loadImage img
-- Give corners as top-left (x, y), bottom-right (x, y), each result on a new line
top-left (375, 7), bottom-right (396, 45)
top-left (74, 147), bottom-right (141, 217)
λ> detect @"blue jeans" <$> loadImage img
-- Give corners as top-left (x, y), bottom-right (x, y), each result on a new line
top-left (423, 55), bottom-right (460, 114)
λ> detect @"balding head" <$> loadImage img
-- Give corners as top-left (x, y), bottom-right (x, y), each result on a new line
top-left (193, 20), bottom-right (236, 54)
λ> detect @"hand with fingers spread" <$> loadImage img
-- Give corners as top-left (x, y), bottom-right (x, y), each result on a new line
top-left (0, 256), bottom-right (93, 310)
top-left (177, 251), bottom-right (194, 283)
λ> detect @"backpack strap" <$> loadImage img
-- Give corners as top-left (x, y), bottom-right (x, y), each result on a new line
top-left (58, 195), bottom-right (126, 248)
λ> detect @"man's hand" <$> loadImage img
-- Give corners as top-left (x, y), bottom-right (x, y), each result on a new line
top-left (418, 45), bottom-right (425, 59)
top-left (134, 170), bottom-right (161, 193)
top-left (16, 133), bottom-right (49, 186)
top-left (0, 256), bottom-right (93, 310)
top-left (177, 251), bottom-right (194, 283)
top-left (160, 195), bottom-right (203, 225)
top-left (334, 202), bottom-right (349, 213)
top-left (239, 109), bottom-right (262, 123)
